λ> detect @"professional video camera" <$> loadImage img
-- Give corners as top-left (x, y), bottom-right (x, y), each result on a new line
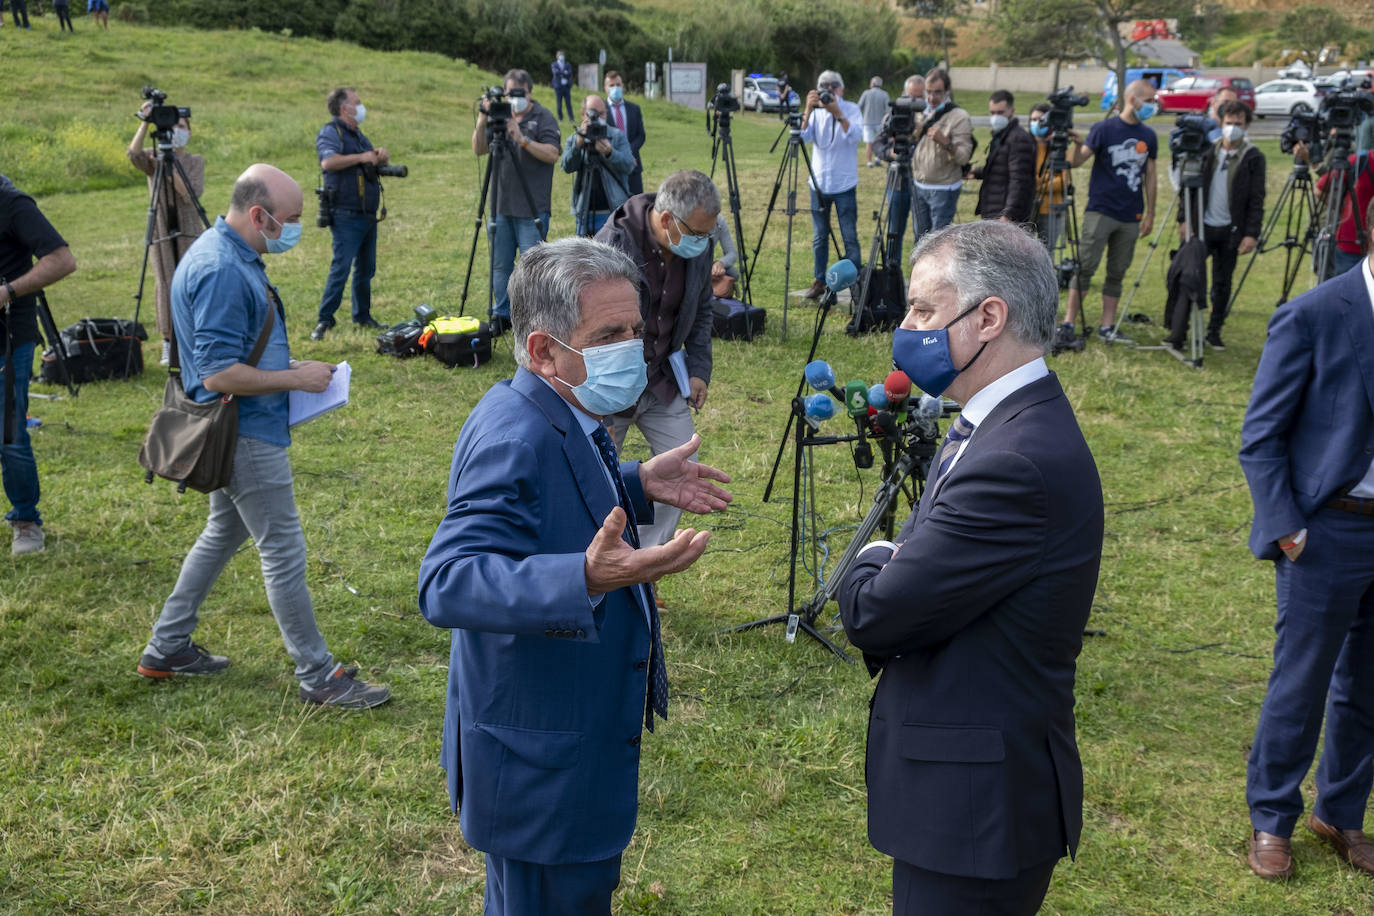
top-left (1321, 88), bottom-right (1374, 132)
top-left (577, 111), bottom-right (608, 143)
top-left (708, 83), bottom-right (740, 115)
top-left (1280, 109), bottom-right (1322, 157)
top-left (889, 95), bottom-right (922, 138)
top-left (139, 86), bottom-right (191, 137)
top-left (482, 85), bottom-right (515, 130)
top-left (1169, 113), bottom-right (1211, 159)
top-left (1044, 86), bottom-right (1088, 135)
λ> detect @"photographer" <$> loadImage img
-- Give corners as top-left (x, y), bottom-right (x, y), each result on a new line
top-left (1173, 100), bottom-right (1265, 351)
top-left (128, 100), bottom-right (205, 366)
top-left (911, 68), bottom-right (974, 243)
top-left (874, 75), bottom-right (926, 266)
top-left (800, 70), bottom-right (863, 300)
top-left (0, 174), bottom-right (76, 555)
top-left (312, 87), bottom-right (390, 341)
top-left (560, 95), bottom-right (634, 236)
top-left (472, 69), bottom-right (561, 334)
top-left (1027, 102), bottom-right (1069, 250)
top-left (968, 90), bottom-right (1036, 223)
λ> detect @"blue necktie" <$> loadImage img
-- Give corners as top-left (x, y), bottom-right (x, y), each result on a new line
top-left (591, 426), bottom-right (669, 729)
top-left (934, 414), bottom-right (976, 480)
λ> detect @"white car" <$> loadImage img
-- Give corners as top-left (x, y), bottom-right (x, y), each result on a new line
top-left (1252, 79), bottom-right (1323, 118)
top-left (741, 75), bottom-right (799, 113)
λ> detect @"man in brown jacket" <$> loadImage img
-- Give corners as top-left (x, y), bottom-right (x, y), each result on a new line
top-left (910, 68), bottom-right (974, 245)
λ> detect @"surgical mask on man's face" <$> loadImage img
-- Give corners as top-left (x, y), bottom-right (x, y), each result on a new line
top-left (608, 85), bottom-right (624, 103)
top-left (172, 127), bottom-right (190, 148)
top-left (511, 95), bottom-right (529, 114)
top-left (1221, 124), bottom-right (1246, 144)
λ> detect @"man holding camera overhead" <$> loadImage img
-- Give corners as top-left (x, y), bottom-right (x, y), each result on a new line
top-left (473, 69), bottom-right (562, 335)
top-left (312, 87), bottom-right (390, 341)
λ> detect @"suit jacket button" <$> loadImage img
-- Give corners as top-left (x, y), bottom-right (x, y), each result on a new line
top-left (634, 660), bottom-right (648, 670)
top-left (544, 628), bottom-right (554, 637)
top-left (576, 628), bottom-right (586, 638)
top-left (628, 735), bottom-right (641, 747)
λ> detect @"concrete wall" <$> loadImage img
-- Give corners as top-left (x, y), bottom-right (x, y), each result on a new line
top-left (947, 63), bottom-right (1285, 96)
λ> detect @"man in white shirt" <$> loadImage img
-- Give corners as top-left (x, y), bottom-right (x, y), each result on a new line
top-left (801, 70), bottom-right (864, 300)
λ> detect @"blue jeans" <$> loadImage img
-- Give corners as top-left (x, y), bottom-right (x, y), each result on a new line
top-left (810, 187), bottom-right (861, 281)
top-left (575, 210), bottom-right (611, 238)
top-left (318, 210), bottom-right (378, 325)
top-left (492, 213), bottom-right (548, 319)
top-left (147, 436), bottom-right (335, 687)
top-left (0, 341), bottom-right (40, 525)
top-left (912, 185), bottom-right (961, 246)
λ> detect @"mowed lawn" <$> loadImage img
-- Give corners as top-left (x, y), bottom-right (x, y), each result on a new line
top-left (0, 18), bottom-right (1369, 916)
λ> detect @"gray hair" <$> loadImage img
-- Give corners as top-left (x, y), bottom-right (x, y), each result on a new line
top-left (909, 222), bottom-right (1057, 352)
top-left (229, 175), bottom-right (273, 215)
top-left (870, 76), bottom-right (883, 88)
top-left (818, 70), bottom-right (844, 90)
top-left (904, 75), bottom-right (925, 94)
top-left (504, 69), bottom-right (532, 90)
top-left (654, 170), bottom-right (720, 222)
top-left (326, 86), bottom-right (355, 116)
top-left (509, 238), bottom-right (642, 369)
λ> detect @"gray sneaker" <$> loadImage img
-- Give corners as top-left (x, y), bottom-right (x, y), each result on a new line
top-left (137, 643), bottom-right (231, 678)
top-left (11, 521), bottom-right (44, 556)
top-left (300, 663), bottom-right (391, 710)
top-left (1098, 324), bottom-right (1134, 346)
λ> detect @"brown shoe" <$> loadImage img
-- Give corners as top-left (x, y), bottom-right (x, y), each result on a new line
top-left (802, 278), bottom-right (827, 300)
top-left (1249, 830), bottom-right (1293, 880)
top-left (1309, 813), bottom-right (1374, 874)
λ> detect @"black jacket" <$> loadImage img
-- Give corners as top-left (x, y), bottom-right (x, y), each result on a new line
top-left (973, 119), bottom-right (1036, 222)
top-left (1177, 141), bottom-right (1265, 248)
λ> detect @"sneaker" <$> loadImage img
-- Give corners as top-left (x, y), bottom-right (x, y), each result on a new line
top-left (137, 643), bottom-right (231, 678)
top-left (1053, 322), bottom-right (1078, 349)
top-left (299, 663), bottom-right (391, 709)
top-left (1206, 332), bottom-right (1226, 351)
top-left (159, 339), bottom-right (171, 366)
top-left (11, 521), bottom-right (43, 556)
top-left (1099, 324), bottom-right (1134, 345)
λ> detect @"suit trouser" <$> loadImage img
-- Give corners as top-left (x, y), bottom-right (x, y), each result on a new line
top-left (483, 852), bottom-right (621, 916)
top-left (893, 857), bottom-right (1056, 916)
top-left (1202, 223), bottom-right (1237, 333)
top-left (608, 388), bottom-right (695, 548)
top-left (1247, 507), bottom-right (1374, 837)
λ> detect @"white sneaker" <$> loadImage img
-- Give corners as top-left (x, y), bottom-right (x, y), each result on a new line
top-left (160, 339), bottom-right (171, 366)
top-left (11, 521), bottom-right (44, 556)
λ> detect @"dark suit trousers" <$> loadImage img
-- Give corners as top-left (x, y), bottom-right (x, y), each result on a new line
top-left (1203, 224), bottom-right (1238, 331)
top-left (1247, 507), bottom-right (1374, 837)
top-left (894, 857), bottom-right (1056, 916)
top-left (484, 852), bottom-right (621, 915)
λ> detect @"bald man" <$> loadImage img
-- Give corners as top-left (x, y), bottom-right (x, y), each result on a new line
top-left (138, 164), bottom-right (390, 710)
top-left (560, 94), bottom-right (635, 237)
top-left (1056, 79), bottom-right (1158, 350)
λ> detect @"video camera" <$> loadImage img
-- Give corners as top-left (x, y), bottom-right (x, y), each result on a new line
top-left (1280, 109), bottom-right (1321, 157)
top-left (1321, 88), bottom-right (1374, 132)
top-left (1044, 86), bottom-right (1088, 134)
top-left (139, 86), bottom-right (191, 137)
top-left (889, 95), bottom-right (922, 138)
top-left (708, 83), bottom-right (740, 115)
top-left (578, 111), bottom-right (608, 144)
top-left (1169, 113), bottom-right (1211, 159)
top-left (482, 85), bottom-right (519, 128)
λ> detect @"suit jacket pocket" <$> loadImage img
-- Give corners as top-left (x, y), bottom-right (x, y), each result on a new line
top-left (899, 723), bottom-right (1006, 763)
top-left (474, 723), bottom-right (582, 769)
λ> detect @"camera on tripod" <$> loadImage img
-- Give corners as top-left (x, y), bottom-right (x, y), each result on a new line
top-left (888, 95), bottom-right (921, 139)
top-left (1281, 109), bottom-right (1322, 157)
top-left (708, 83), bottom-right (740, 115)
top-left (482, 85), bottom-right (515, 128)
top-left (139, 86), bottom-right (191, 137)
top-left (1044, 86), bottom-right (1088, 134)
top-left (578, 112), bottom-right (608, 144)
top-left (1169, 113), bottom-right (1211, 159)
top-left (1322, 88), bottom-right (1374, 132)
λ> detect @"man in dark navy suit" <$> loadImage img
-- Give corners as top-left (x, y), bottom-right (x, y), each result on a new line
top-left (840, 220), bottom-right (1104, 915)
top-left (1240, 204), bottom-right (1374, 881)
top-left (418, 237), bottom-right (731, 915)
top-left (604, 70), bottom-right (647, 195)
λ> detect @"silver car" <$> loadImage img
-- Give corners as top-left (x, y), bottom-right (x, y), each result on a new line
top-left (1252, 79), bottom-right (1323, 118)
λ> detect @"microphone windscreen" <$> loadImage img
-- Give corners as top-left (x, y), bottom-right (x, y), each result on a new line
top-left (844, 380), bottom-right (869, 417)
top-left (867, 383), bottom-right (890, 409)
top-left (803, 393), bottom-right (835, 420)
top-left (915, 393), bottom-right (943, 418)
top-left (883, 370), bottom-right (912, 404)
top-left (804, 360), bottom-right (836, 392)
top-left (824, 259), bottom-right (859, 292)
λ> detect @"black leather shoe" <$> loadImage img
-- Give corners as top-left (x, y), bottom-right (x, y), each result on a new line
top-left (309, 322), bottom-right (332, 341)
top-left (489, 315), bottom-right (510, 336)
top-left (354, 317), bottom-right (384, 330)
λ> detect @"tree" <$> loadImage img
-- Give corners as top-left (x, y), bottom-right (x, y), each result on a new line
top-left (901, 0), bottom-right (965, 72)
top-left (1279, 4), bottom-right (1351, 63)
top-left (994, 0), bottom-right (1103, 87)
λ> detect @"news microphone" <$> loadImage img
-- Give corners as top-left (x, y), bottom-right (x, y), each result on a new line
top-left (824, 258), bottom-right (860, 293)
top-left (843, 380), bottom-right (869, 418)
top-left (803, 393), bottom-right (835, 421)
top-left (804, 360), bottom-right (837, 393)
top-left (867, 383), bottom-right (889, 409)
top-left (883, 370), bottom-right (912, 410)
top-left (915, 393), bottom-right (943, 419)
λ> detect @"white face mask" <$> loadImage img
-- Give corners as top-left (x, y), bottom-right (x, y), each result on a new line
top-left (1221, 124), bottom-right (1246, 144)
top-left (988, 113), bottom-right (1009, 133)
top-left (511, 95), bottom-right (529, 115)
top-left (352, 102), bottom-right (367, 125)
top-left (172, 127), bottom-right (190, 149)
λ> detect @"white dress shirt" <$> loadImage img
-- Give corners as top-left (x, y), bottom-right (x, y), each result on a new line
top-left (801, 98), bottom-right (863, 195)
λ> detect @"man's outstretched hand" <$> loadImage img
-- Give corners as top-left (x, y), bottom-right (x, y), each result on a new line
top-left (585, 507), bottom-right (711, 595)
top-left (639, 433), bottom-right (732, 514)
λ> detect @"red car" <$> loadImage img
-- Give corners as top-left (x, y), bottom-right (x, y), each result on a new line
top-left (1156, 75), bottom-right (1256, 113)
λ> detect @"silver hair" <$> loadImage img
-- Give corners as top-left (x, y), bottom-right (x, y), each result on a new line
top-left (909, 222), bottom-right (1057, 352)
top-left (904, 75), bottom-right (925, 93)
top-left (870, 76), bottom-right (883, 88)
top-left (654, 170), bottom-right (720, 222)
top-left (509, 238), bottom-right (641, 369)
top-left (818, 70), bottom-right (844, 90)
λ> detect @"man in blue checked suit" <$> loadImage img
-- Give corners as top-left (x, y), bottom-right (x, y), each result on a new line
top-left (839, 221), bottom-right (1104, 915)
top-left (418, 237), bottom-right (731, 915)
top-left (1240, 213), bottom-right (1374, 881)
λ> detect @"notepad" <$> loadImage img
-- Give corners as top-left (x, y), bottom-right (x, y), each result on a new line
top-left (288, 361), bottom-right (351, 427)
top-left (668, 350), bottom-right (691, 400)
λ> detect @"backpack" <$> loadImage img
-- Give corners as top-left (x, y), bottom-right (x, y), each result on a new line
top-left (711, 298), bottom-right (766, 341)
top-left (846, 264), bottom-right (904, 335)
top-left (39, 318), bottom-right (148, 385)
top-left (375, 320), bottom-right (425, 358)
top-left (418, 315), bottom-right (492, 368)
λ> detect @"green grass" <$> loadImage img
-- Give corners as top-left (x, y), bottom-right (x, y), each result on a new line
top-left (1, 16), bottom-right (1370, 916)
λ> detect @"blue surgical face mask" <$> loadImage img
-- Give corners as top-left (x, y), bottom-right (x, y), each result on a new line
top-left (1030, 120), bottom-right (1049, 138)
top-left (260, 210), bottom-right (302, 255)
top-left (608, 85), bottom-right (624, 103)
top-left (172, 127), bottom-right (190, 148)
top-left (552, 335), bottom-right (647, 416)
top-left (1136, 101), bottom-right (1157, 121)
top-left (891, 304), bottom-right (988, 396)
top-left (511, 95), bottom-right (529, 115)
top-left (668, 213), bottom-right (711, 259)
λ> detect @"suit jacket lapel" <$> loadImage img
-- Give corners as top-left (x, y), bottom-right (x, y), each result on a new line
top-left (1339, 266), bottom-right (1374, 417)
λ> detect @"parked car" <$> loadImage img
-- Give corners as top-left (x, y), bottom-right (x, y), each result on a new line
top-left (1101, 67), bottom-right (1193, 110)
top-left (1277, 61), bottom-right (1312, 79)
top-left (1156, 75), bottom-right (1255, 113)
top-left (741, 74), bottom-right (799, 113)
top-left (1313, 69), bottom-right (1374, 90)
top-left (1253, 79), bottom-right (1324, 118)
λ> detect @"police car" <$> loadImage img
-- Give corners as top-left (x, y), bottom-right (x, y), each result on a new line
top-left (742, 74), bottom-right (800, 113)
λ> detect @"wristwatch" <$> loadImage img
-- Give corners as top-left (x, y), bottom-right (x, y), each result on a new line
top-left (2, 281), bottom-right (15, 305)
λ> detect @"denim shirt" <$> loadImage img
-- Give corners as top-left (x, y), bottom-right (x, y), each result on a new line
top-left (170, 216), bottom-right (292, 447)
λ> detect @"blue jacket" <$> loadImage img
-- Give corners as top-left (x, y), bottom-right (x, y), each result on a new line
top-left (560, 124), bottom-right (635, 217)
top-left (1241, 263), bottom-right (1374, 560)
top-left (418, 368), bottom-right (657, 865)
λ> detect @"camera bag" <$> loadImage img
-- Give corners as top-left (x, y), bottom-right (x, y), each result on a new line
top-left (711, 297), bottom-right (766, 341)
top-left (375, 320), bottom-right (425, 358)
top-left (39, 317), bottom-right (148, 385)
top-left (419, 315), bottom-right (492, 368)
top-left (847, 264), bottom-right (904, 335)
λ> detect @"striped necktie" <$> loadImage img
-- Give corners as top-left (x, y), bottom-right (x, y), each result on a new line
top-left (934, 414), bottom-right (976, 480)
top-left (591, 426), bottom-right (669, 729)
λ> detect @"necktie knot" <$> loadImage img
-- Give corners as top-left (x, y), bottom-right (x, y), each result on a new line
top-left (935, 414), bottom-right (976, 480)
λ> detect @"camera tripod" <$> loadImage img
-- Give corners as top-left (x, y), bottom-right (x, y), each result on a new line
top-left (570, 134), bottom-right (630, 239)
top-left (1131, 155), bottom-right (1207, 368)
top-left (745, 108), bottom-right (843, 340)
top-left (458, 117), bottom-right (546, 325)
top-left (1309, 136), bottom-right (1366, 287)
top-left (131, 134), bottom-right (211, 376)
top-left (708, 105), bottom-right (754, 308)
top-left (1227, 154), bottom-right (1320, 312)
top-left (849, 147), bottom-right (911, 334)
top-left (1032, 135), bottom-right (1082, 294)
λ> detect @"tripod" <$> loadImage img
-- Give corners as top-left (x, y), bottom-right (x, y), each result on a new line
top-left (850, 146), bottom-right (911, 332)
top-left (458, 118), bottom-right (545, 325)
top-left (708, 107), bottom-right (754, 307)
top-left (745, 108), bottom-right (842, 340)
top-left (1133, 155), bottom-right (1206, 368)
top-left (1227, 155), bottom-right (1319, 311)
top-left (570, 134), bottom-right (630, 238)
top-left (131, 135), bottom-right (210, 375)
top-left (1032, 134), bottom-right (1081, 296)
top-left (1310, 136), bottom-right (1367, 287)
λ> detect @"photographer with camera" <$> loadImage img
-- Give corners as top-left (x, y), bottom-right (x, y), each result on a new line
top-left (1056, 79), bottom-right (1158, 348)
top-left (473, 69), bottom-right (561, 333)
top-left (873, 76), bottom-right (927, 267)
top-left (129, 98), bottom-right (205, 366)
top-left (968, 90), bottom-right (1036, 224)
top-left (1027, 102), bottom-right (1069, 249)
top-left (799, 70), bottom-right (863, 300)
top-left (911, 68), bottom-right (974, 244)
top-left (1171, 100), bottom-right (1265, 351)
top-left (560, 94), bottom-right (635, 237)
top-left (311, 87), bottom-right (395, 341)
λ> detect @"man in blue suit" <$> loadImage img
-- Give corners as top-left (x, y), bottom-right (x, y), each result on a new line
top-left (604, 71), bottom-right (646, 196)
top-left (839, 221), bottom-right (1104, 915)
top-left (418, 237), bottom-right (732, 915)
top-left (1240, 207), bottom-right (1374, 880)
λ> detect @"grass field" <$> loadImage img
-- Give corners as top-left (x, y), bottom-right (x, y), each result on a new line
top-left (1, 17), bottom-right (1370, 916)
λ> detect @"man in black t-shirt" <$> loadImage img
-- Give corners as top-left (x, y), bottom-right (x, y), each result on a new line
top-left (0, 175), bottom-right (76, 555)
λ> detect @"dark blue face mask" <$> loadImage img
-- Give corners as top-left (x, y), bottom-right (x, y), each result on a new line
top-left (891, 303), bottom-right (988, 395)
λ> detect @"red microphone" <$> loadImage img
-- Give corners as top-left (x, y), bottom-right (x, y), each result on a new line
top-left (883, 370), bottom-right (912, 409)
